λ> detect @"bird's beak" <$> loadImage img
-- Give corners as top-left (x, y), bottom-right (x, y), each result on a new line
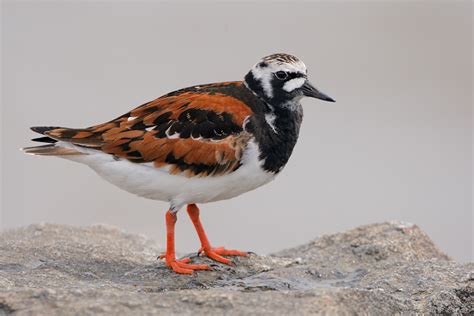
top-left (301, 80), bottom-right (335, 102)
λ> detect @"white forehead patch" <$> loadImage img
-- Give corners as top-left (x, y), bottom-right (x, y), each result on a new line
top-left (283, 77), bottom-right (306, 92)
top-left (251, 57), bottom-right (307, 98)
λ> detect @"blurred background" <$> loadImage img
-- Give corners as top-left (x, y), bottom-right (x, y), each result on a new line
top-left (2, 1), bottom-right (472, 262)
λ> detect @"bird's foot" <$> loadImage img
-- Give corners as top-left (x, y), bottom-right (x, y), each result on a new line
top-left (158, 254), bottom-right (211, 274)
top-left (197, 246), bottom-right (249, 265)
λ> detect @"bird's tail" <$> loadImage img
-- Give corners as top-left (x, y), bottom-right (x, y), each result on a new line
top-left (21, 126), bottom-right (85, 156)
top-left (21, 144), bottom-right (83, 156)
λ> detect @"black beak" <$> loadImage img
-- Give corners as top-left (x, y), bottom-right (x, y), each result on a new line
top-left (301, 80), bottom-right (335, 102)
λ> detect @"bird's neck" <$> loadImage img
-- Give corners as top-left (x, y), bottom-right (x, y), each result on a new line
top-left (242, 72), bottom-right (304, 173)
top-left (258, 104), bottom-right (303, 173)
top-left (243, 102), bottom-right (302, 174)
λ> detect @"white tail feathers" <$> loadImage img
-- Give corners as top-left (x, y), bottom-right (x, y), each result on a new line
top-left (21, 144), bottom-right (85, 156)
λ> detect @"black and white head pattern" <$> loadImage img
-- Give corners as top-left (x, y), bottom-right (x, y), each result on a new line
top-left (244, 53), bottom-right (308, 107)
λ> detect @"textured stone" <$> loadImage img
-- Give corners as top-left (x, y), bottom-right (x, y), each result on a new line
top-left (0, 221), bottom-right (472, 315)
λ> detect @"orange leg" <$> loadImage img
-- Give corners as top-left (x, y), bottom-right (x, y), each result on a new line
top-left (162, 210), bottom-right (211, 274)
top-left (186, 204), bottom-right (248, 265)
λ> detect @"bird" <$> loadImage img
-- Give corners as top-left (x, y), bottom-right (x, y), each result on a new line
top-left (22, 53), bottom-right (335, 274)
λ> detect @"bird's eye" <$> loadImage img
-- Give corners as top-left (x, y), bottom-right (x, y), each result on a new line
top-left (274, 71), bottom-right (288, 80)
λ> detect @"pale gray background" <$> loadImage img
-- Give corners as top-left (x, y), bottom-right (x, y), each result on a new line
top-left (2, 1), bottom-right (472, 262)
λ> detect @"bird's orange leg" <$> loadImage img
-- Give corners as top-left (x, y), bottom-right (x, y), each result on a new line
top-left (162, 210), bottom-right (211, 274)
top-left (186, 204), bottom-right (248, 265)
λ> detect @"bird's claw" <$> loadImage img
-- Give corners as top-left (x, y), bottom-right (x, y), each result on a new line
top-left (197, 246), bottom-right (248, 265)
top-left (166, 257), bottom-right (212, 274)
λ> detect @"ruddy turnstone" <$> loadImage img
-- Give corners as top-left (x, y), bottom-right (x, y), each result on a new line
top-left (23, 53), bottom-right (335, 274)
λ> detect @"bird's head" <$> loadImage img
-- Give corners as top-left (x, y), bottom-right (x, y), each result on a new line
top-left (244, 53), bottom-right (335, 107)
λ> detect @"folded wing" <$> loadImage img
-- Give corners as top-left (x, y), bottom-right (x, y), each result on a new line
top-left (31, 82), bottom-right (255, 177)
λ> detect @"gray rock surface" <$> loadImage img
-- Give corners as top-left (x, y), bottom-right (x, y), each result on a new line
top-left (0, 222), bottom-right (472, 315)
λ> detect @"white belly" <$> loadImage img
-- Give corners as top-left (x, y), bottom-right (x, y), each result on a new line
top-left (61, 141), bottom-right (276, 210)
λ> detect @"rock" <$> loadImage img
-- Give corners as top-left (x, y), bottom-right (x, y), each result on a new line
top-left (0, 221), bottom-right (472, 315)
